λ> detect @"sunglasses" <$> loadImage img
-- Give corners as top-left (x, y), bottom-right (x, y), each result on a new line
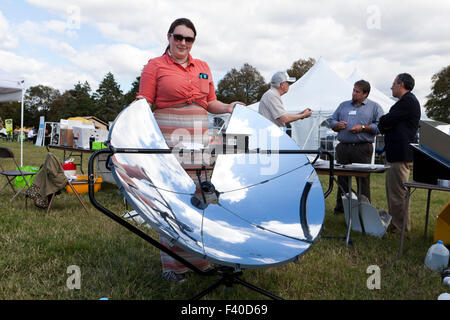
top-left (170, 33), bottom-right (195, 44)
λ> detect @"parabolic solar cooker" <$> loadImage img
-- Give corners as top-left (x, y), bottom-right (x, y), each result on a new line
top-left (87, 99), bottom-right (333, 300)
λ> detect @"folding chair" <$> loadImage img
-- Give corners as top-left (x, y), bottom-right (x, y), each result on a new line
top-left (46, 178), bottom-right (89, 213)
top-left (24, 152), bottom-right (89, 213)
top-left (43, 153), bottom-right (90, 214)
top-left (0, 147), bottom-right (37, 202)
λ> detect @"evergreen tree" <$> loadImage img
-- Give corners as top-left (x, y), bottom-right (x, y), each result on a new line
top-left (93, 72), bottom-right (124, 122)
top-left (47, 81), bottom-right (95, 121)
top-left (48, 91), bottom-right (71, 122)
top-left (124, 76), bottom-right (140, 106)
top-left (70, 81), bottom-right (95, 116)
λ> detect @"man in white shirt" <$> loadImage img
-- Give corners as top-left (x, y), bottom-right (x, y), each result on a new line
top-left (258, 71), bottom-right (312, 127)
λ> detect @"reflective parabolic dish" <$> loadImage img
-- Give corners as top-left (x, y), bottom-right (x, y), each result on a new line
top-left (108, 99), bottom-right (325, 269)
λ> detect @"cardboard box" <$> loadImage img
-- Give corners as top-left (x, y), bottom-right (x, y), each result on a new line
top-left (60, 129), bottom-right (73, 147)
top-left (73, 126), bottom-right (94, 149)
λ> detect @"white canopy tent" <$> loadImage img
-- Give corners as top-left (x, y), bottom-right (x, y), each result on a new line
top-left (0, 69), bottom-right (25, 166)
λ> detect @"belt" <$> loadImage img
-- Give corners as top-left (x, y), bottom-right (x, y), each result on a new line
top-left (340, 142), bottom-right (372, 146)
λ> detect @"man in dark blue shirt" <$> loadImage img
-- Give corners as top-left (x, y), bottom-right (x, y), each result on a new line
top-left (330, 80), bottom-right (384, 214)
top-left (378, 73), bottom-right (421, 233)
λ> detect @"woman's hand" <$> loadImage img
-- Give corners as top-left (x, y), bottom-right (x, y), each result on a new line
top-left (208, 100), bottom-right (246, 114)
top-left (228, 101), bottom-right (246, 113)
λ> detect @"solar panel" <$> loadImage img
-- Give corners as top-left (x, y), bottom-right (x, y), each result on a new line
top-left (108, 99), bottom-right (325, 269)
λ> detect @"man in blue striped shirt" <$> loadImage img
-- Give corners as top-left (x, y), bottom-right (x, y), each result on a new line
top-left (330, 80), bottom-right (384, 214)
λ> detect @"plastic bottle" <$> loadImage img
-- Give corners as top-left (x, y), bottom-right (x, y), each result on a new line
top-left (424, 240), bottom-right (450, 272)
top-left (442, 269), bottom-right (450, 286)
top-left (437, 293), bottom-right (450, 300)
top-left (444, 278), bottom-right (450, 286)
top-left (89, 136), bottom-right (95, 150)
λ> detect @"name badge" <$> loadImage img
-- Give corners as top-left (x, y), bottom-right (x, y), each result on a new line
top-left (348, 110), bottom-right (357, 115)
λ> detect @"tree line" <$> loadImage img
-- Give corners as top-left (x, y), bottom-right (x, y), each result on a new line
top-left (0, 58), bottom-right (315, 128)
top-left (0, 58), bottom-right (448, 129)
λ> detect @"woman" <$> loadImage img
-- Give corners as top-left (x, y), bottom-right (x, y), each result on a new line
top-left (138, 18), bottom-right (242, 148)
top-left (137, 18), bottom-right (243, 283)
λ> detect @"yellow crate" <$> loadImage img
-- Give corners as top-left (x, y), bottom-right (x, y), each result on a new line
top-left (434, 201), bottom-right (450, 246)
top-left (65, 175), bottom-right (103, 194)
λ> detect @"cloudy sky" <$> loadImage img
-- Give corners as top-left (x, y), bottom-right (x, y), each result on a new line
top-left (1, 0), bottom-right (449, 106)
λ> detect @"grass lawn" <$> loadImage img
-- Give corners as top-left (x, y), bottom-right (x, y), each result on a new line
top-left (0, 140), bottom-right (448, 300)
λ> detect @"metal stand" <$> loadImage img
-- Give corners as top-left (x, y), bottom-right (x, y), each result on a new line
top-left (344, 176), bottom-right (366, 247)
top-left (320, 174), bottom-right (356, 249)
top-left (192, 267), bottom-right (282, 300)
top-left (397, 181), bottom-right (450, 259)
top-left (315, 163), bottom-right (387, 249)
top-left (424, 189), bottom-right (432, 240)
top-left (345, 176), bottom-right (353, 248)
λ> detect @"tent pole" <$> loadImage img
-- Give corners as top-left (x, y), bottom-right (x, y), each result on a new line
top-left (371, 141), bottom-right (375, 164)
top-left (301, 113), bottom-right (318, 149)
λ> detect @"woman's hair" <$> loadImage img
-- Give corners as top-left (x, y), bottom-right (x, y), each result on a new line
top-left (164, 18), bottom-right (197, 54)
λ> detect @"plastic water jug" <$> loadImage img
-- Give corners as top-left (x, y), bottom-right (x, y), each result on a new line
top-left (424, 240), bottom-right (450, 272)
top-left (438, 293), bottom-right (450, 300)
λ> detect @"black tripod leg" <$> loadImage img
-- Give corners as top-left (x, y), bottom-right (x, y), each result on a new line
top-left (191, 273), bottom-right (283, 300)
top-left (191, 277), bottom-right (227, 300)
top-left (233, 276), bottom-right (283, 300)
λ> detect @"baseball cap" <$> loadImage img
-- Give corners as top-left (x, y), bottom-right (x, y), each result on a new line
top-left (271, 71), bottom-right (296, 86)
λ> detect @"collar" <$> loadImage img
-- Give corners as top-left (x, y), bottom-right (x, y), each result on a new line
top-left (399, 91), bottom-right (412, 100)
top-left (165, 50), bottom-right (194, 67)
top-left (352, 98), bottom-right (368, 107)
top-left (270, 86), bottom-right (282, 97)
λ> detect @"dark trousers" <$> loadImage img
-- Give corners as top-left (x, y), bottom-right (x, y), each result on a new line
top-left (335, 142), bottom-right (373, 211)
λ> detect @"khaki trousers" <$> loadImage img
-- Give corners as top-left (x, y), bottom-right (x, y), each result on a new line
top-left (386, 161), bottom-right (413, 232)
